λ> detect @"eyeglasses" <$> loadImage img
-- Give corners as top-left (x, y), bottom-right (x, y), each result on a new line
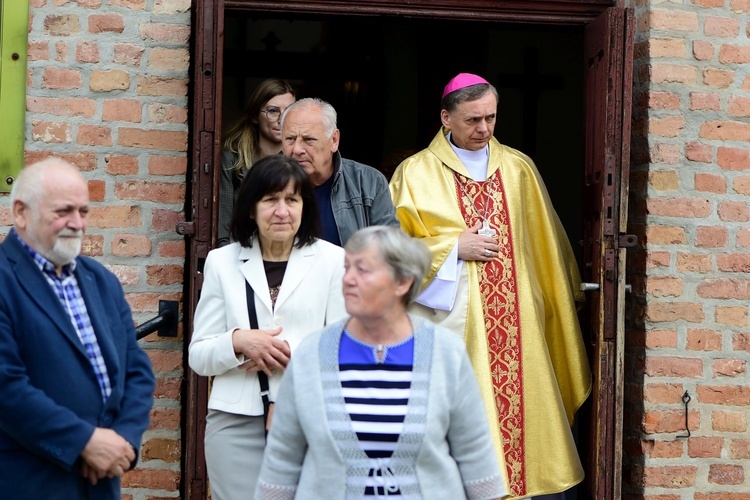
top-left (261, 107), bottom-right (282, 122)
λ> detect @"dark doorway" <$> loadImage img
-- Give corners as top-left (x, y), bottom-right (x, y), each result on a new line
top-left (221, 12), bottom-right (585, 257)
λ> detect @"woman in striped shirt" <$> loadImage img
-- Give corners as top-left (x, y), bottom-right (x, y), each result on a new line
top-left (256, 226), bottom-right (507, 500)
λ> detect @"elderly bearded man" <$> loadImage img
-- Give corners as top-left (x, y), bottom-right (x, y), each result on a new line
top-left (281, 97), bottom-right (400, 246)
top-left (0, 158), bottom-right (155, 499)
top-left (389, 73), bottom-right (591, 499)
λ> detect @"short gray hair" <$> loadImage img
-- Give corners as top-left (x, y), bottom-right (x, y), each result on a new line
top-left (345, 226), bottom-right (431, 305)
top-left (10, 157), bottom-right (79, 210)
top-left (441, 83), bottom-right (498, 113)
top-left (280, 97), bottom-right (338, 138)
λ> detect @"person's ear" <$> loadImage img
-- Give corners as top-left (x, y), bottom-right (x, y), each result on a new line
top-left (330, 129), bottom-right (341, 154)
top-left (13, 200), bottom-right (30, 230)
top-left (440, 109), bottom-right (452, 129)
top-left (395, 276), bottom-right (413, 301)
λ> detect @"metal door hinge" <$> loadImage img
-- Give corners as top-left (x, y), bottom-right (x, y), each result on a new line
top-left (176, 221), bottom-right (195, 236)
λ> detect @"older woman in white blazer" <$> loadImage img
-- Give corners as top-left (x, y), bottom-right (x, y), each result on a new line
top-left (189, 155), bottom-right (347, 500)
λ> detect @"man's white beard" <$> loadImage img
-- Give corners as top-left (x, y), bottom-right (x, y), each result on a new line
top-left (45, 230), bottom-right (83, 267)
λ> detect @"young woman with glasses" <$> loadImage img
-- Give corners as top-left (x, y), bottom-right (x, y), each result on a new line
top-left (218, 79), bottom-right (296, 246)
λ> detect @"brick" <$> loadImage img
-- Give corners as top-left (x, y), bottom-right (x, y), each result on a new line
top-left (140, 23), bottom-right (190, 43)
top-left (734, 176), bottom-right (750, 194)
top-left (54, 0), bottom-right (103, 6)
top-left (76, 41), bottom-right (99, 63)
top-left (151, 209), bottom-right (184, 232)
top-left (718, 147), bottom-right (750, 170)
top-left (713, 359), bottom-right (746, 377)
top-left (646, 198), bottom-right (711, 218)
top-left (157, 241), bottom-right (185, 258)
top-left (148, 103), bottom-right (188, 124)
top-left (119, 128), bottom-right (187, 152)
top-left (695, 494), bottom-right (750, 500)
top-left (148, 155), bottom-right (187, 175)
top-left (77, 124), bottom-right (112, 146)
top-left (647, 225), bottom-right (685, 244)
top-left (649, 143), bottom-right (681, 164)
top-left (647, 38), bottom-right (686, 58)
top-left (647, 277), bottom-right (682, 297)
top-left (113, 43), bottom-right (145, 67)
top-left (739, 228), bottom-right (750, 247)
top-left (719, 45), bottom-right (750, 64)
top-left (26, 97), bottom-right (96, 118)
top-left (121, 468), bottom-right (179, 491)
top-left (646, 302), bottom-right (704, 323)
top-left (42, 67), bottom-right (81, 90)
top-left (146, 265), bottom-right (183, 285)
top-left (103, 99), bottom-right (142, 122)
top-left (81, 234), bottom-right (103, 257)
top-left (155, 377), bottom-right (181, 400)
top-left (127, 292), bottom-right (181, 314)
top-left (148, 350), bottom-right (183, 373)
top-left (115, 181), bottom-right (184, 204)
top-left (88, 206), bottom-right (141, 228)
top-left (651, 64), bottom-right (697, 84)
top-left (644, 10), bottom-right (699, 31)
top-left (88, 14), bottom-right (124, 34)
top-left (685, 141), bottom-right (713, 162)
top-left (717, 253), bottom-right (750, 272)
top-left (704, 16), bottom-right (740, 37)
top-left (44, 14), bottom-right (80, 36)
top-left (698, 278), bottom-right (750, 299)
top-left (718, 200), bottom-right (750, 221)
top-left (639, 90), bottom-right (680, 110)
top-left (149, 407), bottom-right (180, 431)
top-left (744, 74), bottom-right (750, 92)
top-left (111, 0), bottom-right (146, 8)
top-left (708, 464), bottom-right (744, 485)
top-left (693, 40), bottom-right (714, 61)
top-left (688, 437), bottom-right (722, 458)
top-left (31, 120), bottom-right (72, 143)
top-left (728, 96), bottom-right (750, 117)
top-left (154, 0), bottom-right (191, 14)
top-left (703, 68), bottom-right (734, 88)
top-left (90, 70), bottom-right (130, 91)
top-left (28, 41), bottom-right (50, 61)
top-left (136, 76), bottom-right (188, 97)
top-left (694, 173), bottom-right (726, 193)
top-left (650, 440), bottom-right (683, 459)
top-left (645, 357), bottom-right (703, 378)
top-left (730, 439), bottom-right (750, 459)
top-left (644, 383), bottom-right (684, 404)
top-left (643, 410), bottom-right (694, 434)
top-left (148, 48), bottom-right (189, 72)
top-left (676, 253), bottom-right (711, 273)
top-left (733, 332), bottom-right (750, 352)
top-left (88, 180), bottom-right (105, 202)
top-left (112, 234), bottom-right (152, 256)
top-left (715, 306), bottom-right (748, 326)
top-left (649, 170), bottom-right (679, 190)
top-left (25, 150), bottom-right (97, 171)
top-left (690, 91), bottom-right (721, 111)
top-left (700, 387), bottom-right (750, 406)
top-left (735, 0), bottom-right (750, 11)
top-left (105, 155), bottom-right (139, 175)
top-left (694, 0), bottom-right (724, 6)
top-left (648, 251), bottom-right (671, 268)
top-left (644, 328), bottom-right (678, 348)
top-left (141, 438), bottom-right (180, 463)
top-left (641, 466), bottom-right (696, 488)
top-left (55, 41), bottom-right (68, 63)
top-left (686, 329), bottom-right (722, 351)
top-left (106, 265), bottom-right (139, 285)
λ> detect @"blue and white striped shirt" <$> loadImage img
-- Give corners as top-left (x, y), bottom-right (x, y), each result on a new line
top-left (15, 231), bottom-right (112, 402)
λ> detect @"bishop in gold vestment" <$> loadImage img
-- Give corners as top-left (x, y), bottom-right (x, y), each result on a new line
top-left (389, 74), bottom-right (591, 499)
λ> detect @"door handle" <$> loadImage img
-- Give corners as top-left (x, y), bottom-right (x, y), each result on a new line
top-left (580, 282), bottom-right (632, 293)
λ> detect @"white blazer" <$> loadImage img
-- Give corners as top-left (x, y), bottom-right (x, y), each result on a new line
top-left (189, 237), bottom-right (347, 416)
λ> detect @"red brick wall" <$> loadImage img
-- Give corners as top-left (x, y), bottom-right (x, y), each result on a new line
top-left (0, 0), bottom-right (192, 497)
top-left (626, 0), bottom-right (750, 497)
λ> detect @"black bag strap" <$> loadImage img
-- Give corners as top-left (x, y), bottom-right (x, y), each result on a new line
top-left (245, 280), bottom-right (271, 440)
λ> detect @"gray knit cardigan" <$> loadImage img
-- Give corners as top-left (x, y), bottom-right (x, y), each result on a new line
top-left (254, 316), bottom-right (507, 500)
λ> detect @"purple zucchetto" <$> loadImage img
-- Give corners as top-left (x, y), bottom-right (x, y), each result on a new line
top-left (441, 73), bottom-right (490, 98)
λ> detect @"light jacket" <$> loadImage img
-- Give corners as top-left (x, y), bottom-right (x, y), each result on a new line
top-left (255, 317), bottom-right (508, 500)
top-left (188, 237), bottom-right (347, 416)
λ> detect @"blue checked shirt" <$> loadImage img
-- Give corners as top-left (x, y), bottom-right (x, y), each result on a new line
top-left (15, 231), bottom-right (112, 402)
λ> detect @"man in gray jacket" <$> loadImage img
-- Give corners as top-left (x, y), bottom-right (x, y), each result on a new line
top-left (281, 98), bottom-right (399, 246)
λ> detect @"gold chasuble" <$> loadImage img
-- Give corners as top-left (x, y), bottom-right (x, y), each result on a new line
top-left (389, 129), bottom-right (591, 499)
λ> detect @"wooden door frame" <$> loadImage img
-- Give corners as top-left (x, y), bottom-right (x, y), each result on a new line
top-left (185, 2), bottom-right (630, 499)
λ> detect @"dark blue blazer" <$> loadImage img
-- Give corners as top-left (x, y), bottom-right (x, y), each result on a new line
top-left (0, 233), bottom-right (156, 499)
